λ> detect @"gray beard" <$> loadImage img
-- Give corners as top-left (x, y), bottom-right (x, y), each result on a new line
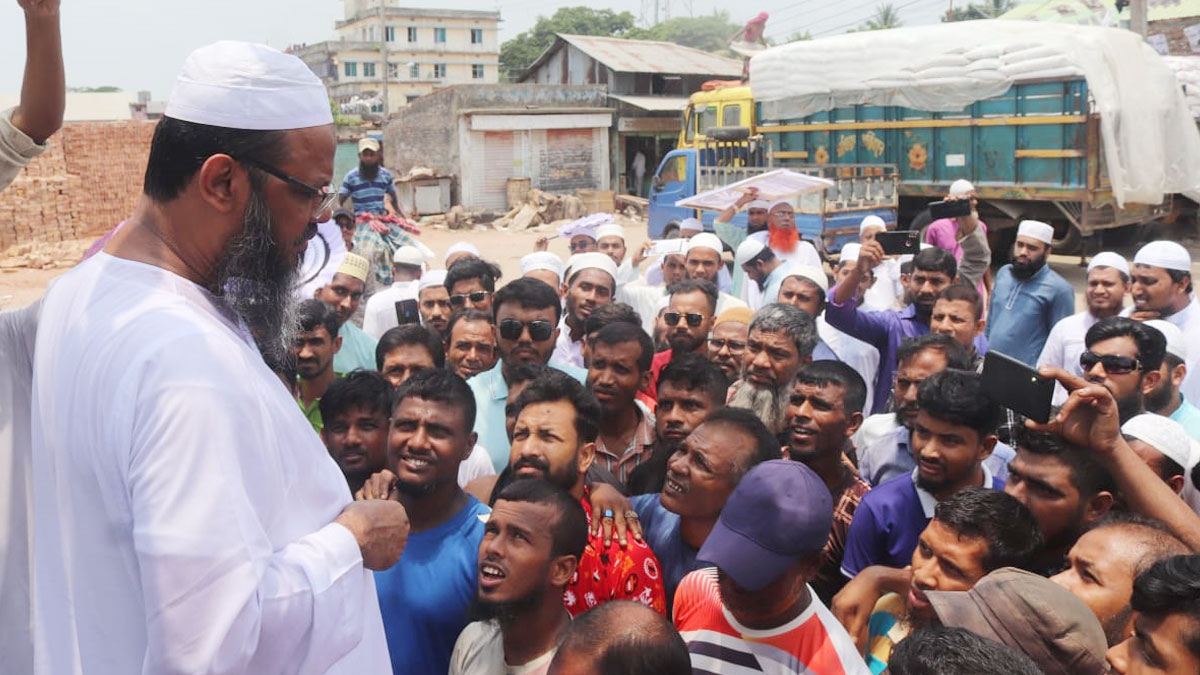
top-left (729, 381), bottom-right (789, 434)
top-left (215, 184), bottom-right (301, 368)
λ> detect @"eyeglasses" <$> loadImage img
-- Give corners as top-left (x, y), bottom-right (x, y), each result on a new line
top-left (499, 318), bottom-right (555, 342)
top-left (664, 312), bottom-right (705, 327)
top-left (568, 240), bottom-right (594, 253)
top-left (707, 338), bottom-right (747, 352)
top-left (1079, 351), bottom-right (1142, 375)
top-left (449, 291), bottom-right (490, 308)
top-left (236, 156), bottom-right (337, 219)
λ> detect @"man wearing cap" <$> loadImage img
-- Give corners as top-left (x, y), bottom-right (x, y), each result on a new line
top-left (922, 180), bottom-right (990, 264)
top-left (552, 252), bottom-right (617, 369)
top-left (445, 241), bottom-right (480, 269)
top-left (1039, 251), bottom-right (1130, 404)
top-left (986, 220), bottom-right (1075, 365)
top-left (362, 244), bottom-right (425, 340)
top-left (339, 137), bottom-right (401, 217)
top-left (858, 216), bottom-right (904, 311)
top-left (538, 213), bottom-right (605, 256)
top-left (833, 244), bottom-right (883, 310)
top-left (596, 223), bottom-right (640, 287)
top-left (1143, 320), bottom-right (1200, 439)
top-left (683, 232), bottom-right (749, 314)
top-left (928, 567), bottom-right (1110, 675)
top-left (708, 306), bottom-right (753, 381)
top-left (777, 264), bottom-right (881, 411)
top-left (315, 252), bottom-right (379, 373)
top-left (673, 459), bottom-right (870, 674)
top-left (1122, 414), bottom-right (1197, 496)
top-left (714, 188), bottom-right (772, 299)
top-left (521, 251), bottom-right (566, 297)
top-left (735, 236), bottom-right (787, 311)
top-left (416, 270), bottom-right (451, 334)
top-left (1128, 240), bottom-right (1200, 404)
top-left (29, 42), bottom-right (405, 671)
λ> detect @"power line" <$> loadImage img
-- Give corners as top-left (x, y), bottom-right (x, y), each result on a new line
top-left (768, 0), bottom-right (892, 40)
top-left (809, 0), bottom-right (945, 38)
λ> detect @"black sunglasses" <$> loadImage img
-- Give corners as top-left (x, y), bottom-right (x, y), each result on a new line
top-left (1079, 351), bottom-right (1142, 375)
top-left (664, 312), bottom-right (705, 327)
top-left (499, 318), bottom-right (554, 342)
top-left (449, 291), bottom-right (490, 308)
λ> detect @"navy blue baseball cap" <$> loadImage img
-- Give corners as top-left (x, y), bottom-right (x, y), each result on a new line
top-left (697, 460), bottom-right (833, 592)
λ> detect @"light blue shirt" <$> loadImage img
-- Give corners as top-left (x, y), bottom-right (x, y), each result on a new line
top-left (333, 321), bottom-right (378, 374)
top-left (468, 359), bottom-right (588, 472)
top-left (1170, 396), bottom-right (1200, 441)
top-left (858, 422), bottom-right (1015, 487)
top-left (760, 262), bottom-right (791, 311)
top-left (987, 263), bottom-right (1075, 366)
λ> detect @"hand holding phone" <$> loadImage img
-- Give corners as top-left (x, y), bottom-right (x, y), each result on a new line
top-left (981, 351), bottom-right (1053, 424)
top-left (874, 231), bottom-right (920, 256)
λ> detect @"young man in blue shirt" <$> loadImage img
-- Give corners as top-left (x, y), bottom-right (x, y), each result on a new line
top-left (842, 369), bottom-right (1005, 578)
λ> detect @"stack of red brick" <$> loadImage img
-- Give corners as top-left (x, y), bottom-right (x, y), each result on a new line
top-left (0, 120), bottom-right (155, 252)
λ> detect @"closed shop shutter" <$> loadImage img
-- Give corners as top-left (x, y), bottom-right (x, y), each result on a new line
top-left (536, 128), bottom-right (596, 193)
top-left (468, 130), bottom-right (516, 210)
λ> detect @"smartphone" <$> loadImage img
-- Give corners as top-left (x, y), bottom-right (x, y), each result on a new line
top-left (394, 298), bottom-right (421, 326)
top-left (981, 351), bottom-right (1054, 424)
top-left (649, 239), bottom-right (685, 256)
top-left (875, 230), bottom-right (920, 256)
top-left (928, 199), bottom-right (972, 220)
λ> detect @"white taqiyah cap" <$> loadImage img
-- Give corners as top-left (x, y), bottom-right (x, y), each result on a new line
top-left (1122, 413), bottom-right (1198, 470)
top-left (840, 243), bottom-right (861, 264)
top-left (948, 179), bottom-right (975, 196)
top-left (393, 245), bottom-right (426, 266)
top-left (1017, 220), bottom-right (1054, 245)
top-left (1145, 319), bottom-right (1187, 361)
top-left (521, 251), bottom-right (565, 281)
top-left (735, 237), bottom-right (767, 266)
top-left (1087, 251), bottom-right (1130, 276)
top-left (596, 223), bottom-right (625, 241)
top-left (782, 264), bottom-right (829, 294)
top-left (859, 215), bottom-right (887, 235)
top-left (418, 269), bottom-right (447, 292)
top-left (335, 252), bottom-right (370, 283)
top-left (686, 232), bottom-right (723, 256)
top-left (444, 241), bottom-right (480, 264)
top-left (680, 217), bottom-right (704, 232)
top-left (566, 251), bottom-right (617, 283)
top-left (1135, 241), bottom-right (1192, 272)
top-left (559, 213), bottom-right (612, 240)
top-left (746, 199), bottom-right (771, 210)
top-left (768, 200), bottom-right (793, 212)
top-left (165, 41), bottom-right (334, 131)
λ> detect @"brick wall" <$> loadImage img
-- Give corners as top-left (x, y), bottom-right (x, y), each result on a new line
top-left (1150, 17), bottom-right (1200, 56)
top-left (0, 120), bottom-right (156, 251)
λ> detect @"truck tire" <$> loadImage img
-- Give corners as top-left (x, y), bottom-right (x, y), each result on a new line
top-left (1052, 222), bottom-right (1083, 256)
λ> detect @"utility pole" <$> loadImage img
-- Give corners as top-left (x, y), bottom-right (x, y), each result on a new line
top-left (1129, 0), bottom-right (1147, 36)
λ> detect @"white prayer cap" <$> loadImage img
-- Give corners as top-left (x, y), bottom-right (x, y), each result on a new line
top-left (1122, 413), bottom-right (1198, 470)
top-left (165, 41), bottom-right (333, 131)
top-left (418, 269), bottom-right (447, 292)
top-left (679, 217), bottom-right (704, 233)
top-left (735, 237), bottom-right (767, 266)
top-left (840, 243), bottom-right (861, 265)
top-left (746, 199), bottom-right (771, 210)
top-left (768, 200), bottom-right (793, 212)
top-left (393, 245), bottom-right (426, 266)
top-left (1134, 241), bottom-right (1192, 272)
top-left (859, 215), bottom-right (887, 235)
top-left (783, 264), bottom-right (829, 293)
top-left (686, 233), bottom-right (723, 256)
top-left (559, 213), bottom-right (612, 240)
top-left (1145, 319), bottom-right (1187, 361)
top-left (444, 241), bottom-right (480, 265)
top-left (596, 224), bottom-right (625, 241)
top-left (566, 251), bottom-right (617, 284)
top-left (948, 179), bottom-right (975, 196)
top-left (1087, 251), bottom-right (1130, 276)
top-left (521, 251), bottom-right (565, 282)
top-left (1017, 220), bottom-right (1054, 245)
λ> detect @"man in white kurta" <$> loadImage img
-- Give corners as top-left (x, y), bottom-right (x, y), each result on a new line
top-left (29, 42), bottom-right (400, 673)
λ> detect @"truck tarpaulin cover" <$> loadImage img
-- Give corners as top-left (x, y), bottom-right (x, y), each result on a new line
top-left (749, 20), bottom-right (1200, 207)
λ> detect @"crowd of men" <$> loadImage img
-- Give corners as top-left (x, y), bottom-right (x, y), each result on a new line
top-left (4, 16), bottom-right (1200, 675)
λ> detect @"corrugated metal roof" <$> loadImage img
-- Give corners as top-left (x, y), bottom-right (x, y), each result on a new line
top-left (609, 94), bottom-right (689, 111)
top-left (522, 34), bottom-right (744, 80)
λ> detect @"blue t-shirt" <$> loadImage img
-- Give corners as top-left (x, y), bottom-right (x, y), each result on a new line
top-left (375, 496), bottom-right (490, 675)
top-left (340, 166), bottom-right (396, 215)
top-left (631, 493), bottom-right (702, 608)
top-left (840, 471), bottom-right (1005, 578)
top-left (1170, 396), bottom-right (1200, 441)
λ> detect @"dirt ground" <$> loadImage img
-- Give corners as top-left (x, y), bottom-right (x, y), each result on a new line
top-left (0, 219), bottom-right (653, 311)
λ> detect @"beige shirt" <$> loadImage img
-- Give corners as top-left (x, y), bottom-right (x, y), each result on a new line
top-left (450, 620), bottom-right (558, 675)
top-left (0, 108), bottom-right (48, 193)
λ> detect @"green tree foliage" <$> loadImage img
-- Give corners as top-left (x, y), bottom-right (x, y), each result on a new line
top-left (786, 30), bottom-right (813, 43)
top-left (629, 11), bottom-right (742, 54)
top-left (943, 0), bottom-right (1014, 21)
top-left (499, 7), bottom-right (638, 81)
top-left (858, 3), bottom-right (904, 31)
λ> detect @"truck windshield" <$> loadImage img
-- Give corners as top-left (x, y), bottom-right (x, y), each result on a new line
top-left (723, 104), bottom-right (741, 127)
top-left (698, 105), bottom-right (718, 135)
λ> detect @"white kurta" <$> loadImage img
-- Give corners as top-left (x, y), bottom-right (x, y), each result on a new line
top-left (1038, 310), bottom-right (1101, 406)
top-left (818, 316), bottom-right (881, 414)
top-left (31, 253), bottom-right (389, 674)
top-left (362, 278), bottom-right (419, 340)
top-left (1122, 300), bottom-right (1200, 405)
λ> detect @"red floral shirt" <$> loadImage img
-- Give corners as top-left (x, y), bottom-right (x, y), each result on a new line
top-left (563, 489), bottom-right (668, 617)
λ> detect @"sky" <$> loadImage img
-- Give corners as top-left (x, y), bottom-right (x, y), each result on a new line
top-left (0, 0), bottom-right (952, 98)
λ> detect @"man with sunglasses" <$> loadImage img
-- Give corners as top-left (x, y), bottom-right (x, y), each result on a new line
top-left (1127, 241), bottom-right (1200, 405)
top-left (1080, 317), bottom-right (1166, 423)
top-left (646, 280), bottom-right (719, 400)
top-left (29, 42), bottom-right (405, 671)
top-left (468, 278), bottom-right (588, 471)
top-left (552, 253), bottom-right (618, 369)
top-left (362, 245), bottom-right (425, 340)
top-left (446, 257), bottom-right (502, 316)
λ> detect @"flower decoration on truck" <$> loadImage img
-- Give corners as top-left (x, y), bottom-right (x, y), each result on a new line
top-left (908, 142), bottom-right (928, 171)
top-left (814, 145), bottom-right (830, 164)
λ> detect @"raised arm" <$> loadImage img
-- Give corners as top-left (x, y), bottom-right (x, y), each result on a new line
top-left (951, 196), bottom-right (990, 287)
top-left (11, 0), bottom-right (64, 145)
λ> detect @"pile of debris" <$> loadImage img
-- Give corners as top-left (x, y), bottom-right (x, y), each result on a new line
top-left (492, 189), bottom-right (588, 231)
top-left (0, 238), bottom-right (93, 270)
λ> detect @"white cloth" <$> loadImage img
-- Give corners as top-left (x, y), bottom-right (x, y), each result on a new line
top-left (450, 620), bottom-right (557, 675)
top-left (851, 412), bottom-right (898, 462)
top-left (817, 316), bottom-right (880, 413)
top-left (1124, 300), bottom-right (1200, 405)
top-left (30, 253), bottom-right (388, 673)
top-left (1, 107), bottom-right (48, 193)
top-left (615, 259), bottom-right (640, 287)
top-left (863, 257), bottom-right (903, 311)
top-left (1038, 310), bottom-right (1102, 406)
top-left (0, 300), bottom-right (40, 675)
top-left (459, 444), bottom-right (498, 488)
top-left (295, 220), bottom-right (348, 301)
top-left (551, 316), bottom-right (585, 369)
top-left (362, 279), bottom-right (420, 339)
top-left (618, 283), bottom-right (668, 335)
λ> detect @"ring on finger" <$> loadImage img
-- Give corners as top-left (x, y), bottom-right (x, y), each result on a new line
top-left (624, 510), bottom-right (639, 520)
top-left (602, 509), bottom-right (615, 519)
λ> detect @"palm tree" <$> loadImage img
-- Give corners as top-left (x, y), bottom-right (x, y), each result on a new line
top-left (863, 3), bottom-right (904, 31)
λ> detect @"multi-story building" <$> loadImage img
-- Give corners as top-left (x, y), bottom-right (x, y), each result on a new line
top-left (289, 1), bottom-right (500, 117)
